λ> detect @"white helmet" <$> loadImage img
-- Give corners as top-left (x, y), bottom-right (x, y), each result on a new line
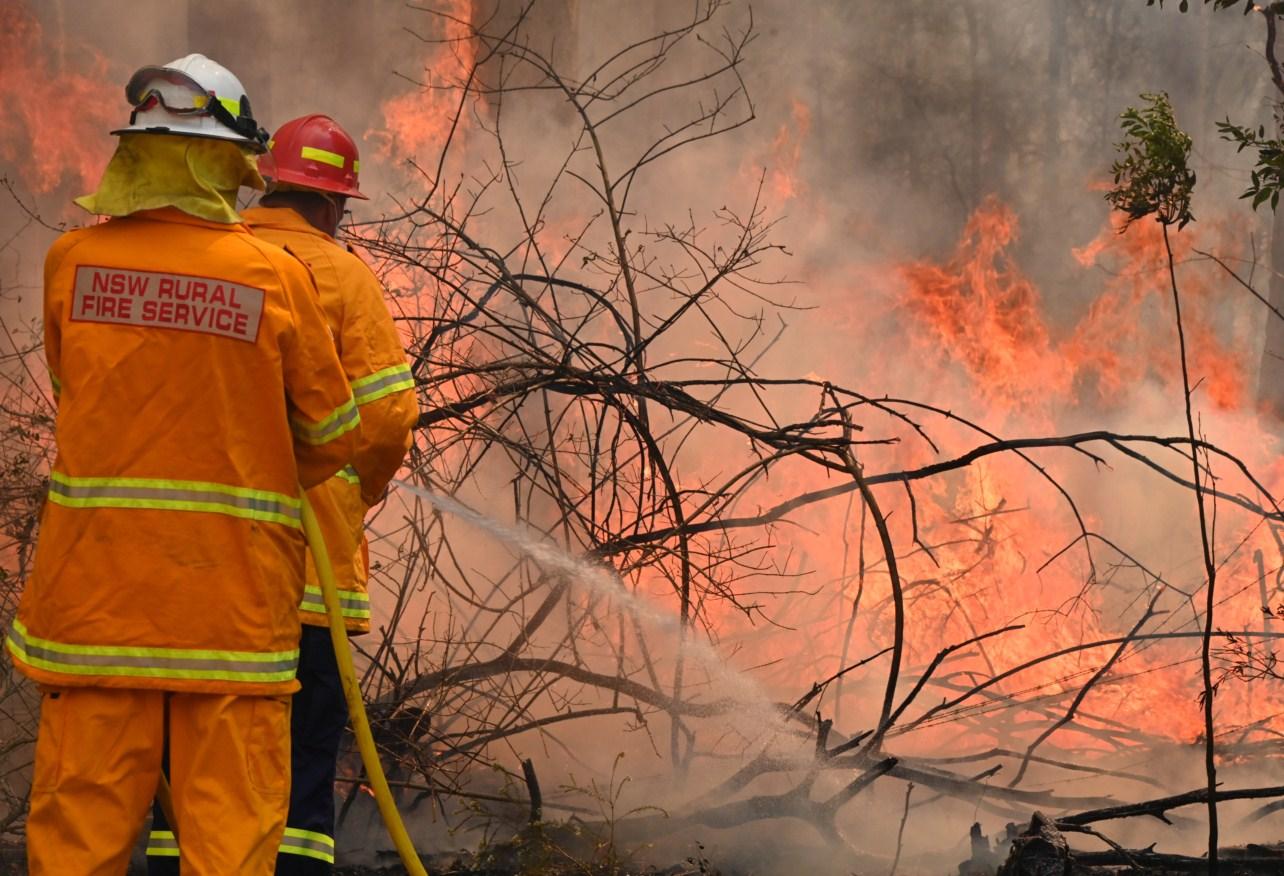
top-left (113, 53), bottom-right (267, 152)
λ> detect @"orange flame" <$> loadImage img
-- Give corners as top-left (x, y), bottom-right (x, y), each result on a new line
top-left (764, 98), bottom-right (811, 204)
top-left (900, 197), bottom-right (1071, 414)
top-left (675, 193), bottom-right (1281, 754)
top-left (1066, 214), bottom-right (1248, 412)
top-left (900, 199), bottom-right (1251, 418)
top-left (0, 2), bottom-right (115, 195)
top-left (368, 0), bottom-right (477, 167)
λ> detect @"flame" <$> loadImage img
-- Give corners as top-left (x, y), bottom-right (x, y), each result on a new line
top-left (1065, 214), bottom-right (1249, 412)
top-left (900, 197), bottom-right (1071, 415)
top-left (874, 201), bottom-right (1271, 746)
top-left (368, 0), bottom-right (477, 167)
top-left (899, 199), bottom-right (1252, 419)
top-left (354, 13), bottom-right (1284, 781)
top-left (0, 2), bottom-right (115, 195)
top-left (659, 192), bottom-right (1282, 757)
top-left (764, 98), bottom-right (811, 204)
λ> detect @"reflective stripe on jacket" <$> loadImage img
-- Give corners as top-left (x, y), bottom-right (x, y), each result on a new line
top-left (245, 206), bottom-right (418, 634)
top-left (8, 207), bottom-right (357, 694)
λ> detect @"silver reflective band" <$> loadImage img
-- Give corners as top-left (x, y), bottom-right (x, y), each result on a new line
top-left (146, 830), bottom-right (180, 857)
top-left (6, 619), bottom-right (299, 683)
top-left (292, 396), bottom-right (359, 445)
top-left (351, 364), bottom-right (414, 405)
top-left (300, 585), bottom-right (370, 619)
top-left (147, 824), bottom-right (338, 863)
top-left (47, 472), bottom-right (302, 527)
top-left (280, 827), bottom-right (335, 863)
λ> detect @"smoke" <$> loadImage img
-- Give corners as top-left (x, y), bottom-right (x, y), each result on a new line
top-left (5, 2), bottom-right (1284, 872)
top-left (391, 478), bottom-right (788, 723)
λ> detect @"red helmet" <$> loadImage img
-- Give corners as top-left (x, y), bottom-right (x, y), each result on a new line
top-left (262, 114), bottom-right (367, 199)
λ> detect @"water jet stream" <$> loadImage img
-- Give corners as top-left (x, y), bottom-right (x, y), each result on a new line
top-left (390, 478), bottom-right (804, 742)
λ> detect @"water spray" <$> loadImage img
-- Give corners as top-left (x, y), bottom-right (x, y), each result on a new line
top-left (390, 479), bottom-right (794, 739)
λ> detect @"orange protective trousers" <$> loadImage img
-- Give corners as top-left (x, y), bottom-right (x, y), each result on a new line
top-left (26, 687), bottom-right (291, 875)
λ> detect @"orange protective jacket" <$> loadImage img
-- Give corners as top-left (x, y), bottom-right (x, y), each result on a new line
top-left (245, 206), bottom-right (417, 634)
top-left (6, 208), bottom-right (358, 695)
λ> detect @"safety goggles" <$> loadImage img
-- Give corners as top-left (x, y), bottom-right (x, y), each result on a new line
top-left (125, 66), bottom-right (269, 150)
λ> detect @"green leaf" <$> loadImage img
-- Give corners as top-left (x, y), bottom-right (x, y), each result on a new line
top-left (1105, 93), bottom-right (1196, 228)
top-left (1215, 111), bottom-right (1284, 213)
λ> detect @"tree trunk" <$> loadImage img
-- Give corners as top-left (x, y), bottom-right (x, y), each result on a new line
top-left (1259, 211), bottom-right (1284, 420)
top-left (1041, 1), bottom-right (1066, 210)
top-left (1259, 15), bottom-right (1284, 422)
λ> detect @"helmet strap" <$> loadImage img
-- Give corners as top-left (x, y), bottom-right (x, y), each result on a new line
top-left (205, 95), bottom-right (268, 149)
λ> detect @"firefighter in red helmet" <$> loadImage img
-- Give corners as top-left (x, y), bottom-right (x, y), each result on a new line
top-left (264, 114), bottom-right (368, 199)
top-left (147, 113), bottom-right (417, 874)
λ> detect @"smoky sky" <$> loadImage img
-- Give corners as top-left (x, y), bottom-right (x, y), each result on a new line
top-left (3, 4), bottom-right (1283, 870)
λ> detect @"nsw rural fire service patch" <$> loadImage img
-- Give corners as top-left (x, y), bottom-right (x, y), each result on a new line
top-left (71, 266), bottom-right (265, 343)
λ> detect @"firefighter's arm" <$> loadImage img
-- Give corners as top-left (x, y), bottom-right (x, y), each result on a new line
top-left (279, 255), bottom-right (360, 488)
top-left (43, 234), bottom-right (77, 404)
top-left (340, 251), bottom-right (417, 506)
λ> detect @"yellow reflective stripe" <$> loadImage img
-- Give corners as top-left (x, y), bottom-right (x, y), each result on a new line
top-left (353, 159), bottom-right (361, 173)
top-left (351, 363), bottom-right (412, 391)
top-left (284, 828), bottom-right (334, 846)
top-left (6, 619), bottom-right (299, 684)
top-left (291, 395), bottom-right (359, 445)
top-left (280, 827), bottom-right (335, 862)
top-left (49, 372), bottom-right (61, 395)
top-left (146, 830), bottom-right (180, 857)
top-left (194, 95), bottom-right (242, 116)
top-left (151, 819), bottom-right (331, 860)
top-left (300, 585), bottom-right (370, 620)
top-left (351, 364), bottom-right (414, 406)
top-left (47, 472), bottom-right (301, 528)
top-left (301, 145), bottom-right (346, 169)
top-left (336, 465), bottom-right (361, 486)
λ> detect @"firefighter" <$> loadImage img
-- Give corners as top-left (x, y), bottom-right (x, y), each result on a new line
top-left (249, 114), bottom-right (418, 874)
top-left (147, 114), bottom-right (418, 874)
top-left (6, 55), bottom-right (358, 875)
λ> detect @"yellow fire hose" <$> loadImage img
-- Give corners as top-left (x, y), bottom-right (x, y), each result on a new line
top-left (154, 492), bottom-right (428, 875)
top-left (300, 489), bottom-right (429, 876)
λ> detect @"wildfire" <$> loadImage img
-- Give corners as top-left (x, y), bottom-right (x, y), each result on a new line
top-left (880, 199), bottom-right (1273, 747)
top-left (368, 0), bottom-right (477, 168)
top-left (763, 98), bottom-right (811, 204)
top-left (900, 197), bottom-right (1071, 415)
top-left (673, 187), bottom-right (1284, 759)
top-left (1066, 214), bottom-right (1249, 412)
top-left (899, 198), bottom-right (1252, 418)
top-left (0, 2), bottom-right (115, 196)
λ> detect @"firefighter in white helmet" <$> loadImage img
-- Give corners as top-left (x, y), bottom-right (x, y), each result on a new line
top-left (8, 54), bottom-right (357, 874)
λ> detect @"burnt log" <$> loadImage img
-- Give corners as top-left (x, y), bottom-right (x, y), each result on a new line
top-left (1058, 783), bottom-right (1284, 828)
top-left (957, 821), bottom-right (1011, 875)
top-left (997, 813), bottom-right (1070, 876)
top-left (1072, 846), bottom-right (1284, 873)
